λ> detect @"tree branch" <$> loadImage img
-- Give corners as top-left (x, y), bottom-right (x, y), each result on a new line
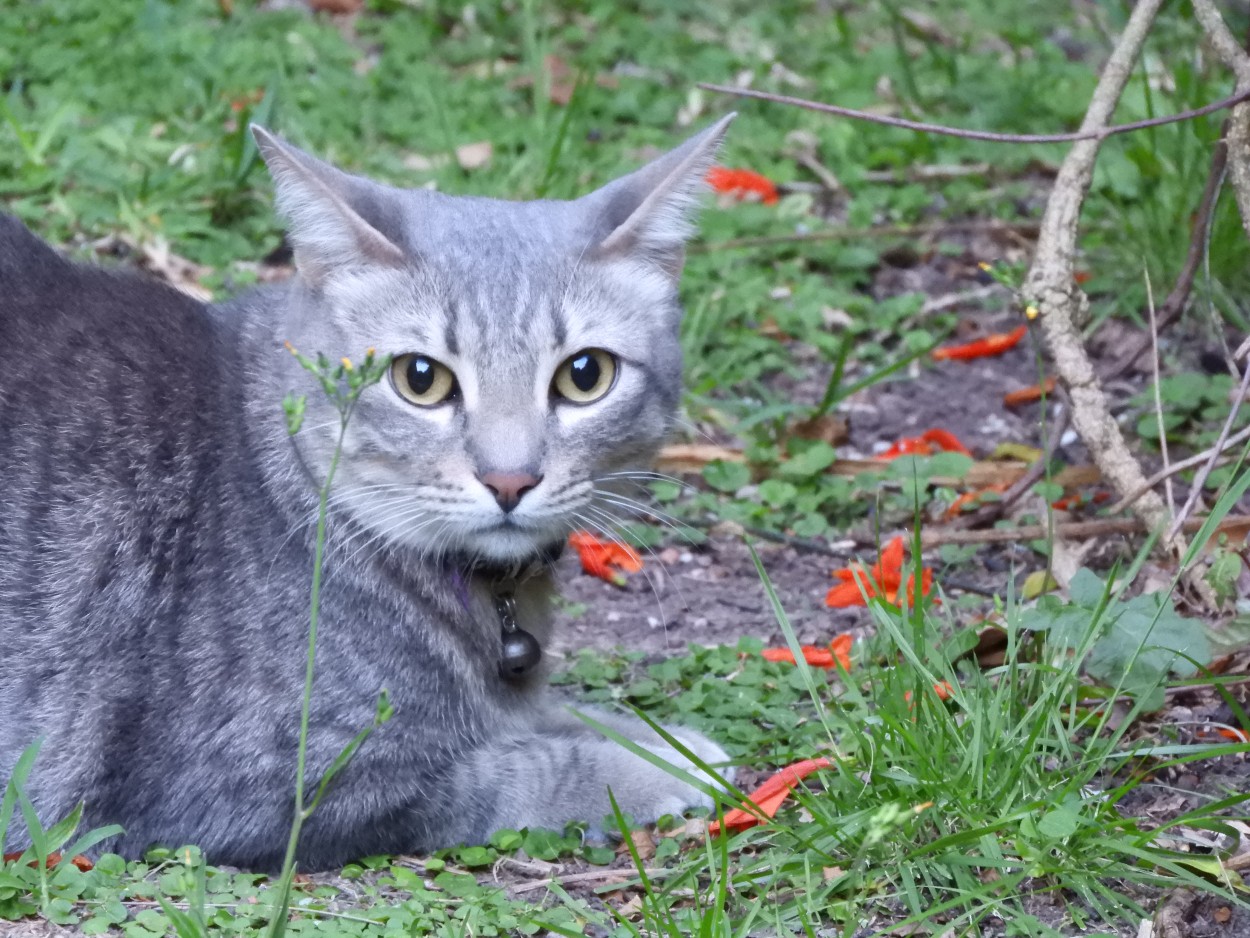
top-left (1023, 0), bottom-right (1184, 559)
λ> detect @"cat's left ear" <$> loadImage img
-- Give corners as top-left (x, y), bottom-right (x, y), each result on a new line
top-left (588, 113), bottom-right (735, 280)
top-left (251, 125), bottom-right (406, 287)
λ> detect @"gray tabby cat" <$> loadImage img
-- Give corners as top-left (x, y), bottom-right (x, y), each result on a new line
top-left (0, 115), bottom-right (735, 871)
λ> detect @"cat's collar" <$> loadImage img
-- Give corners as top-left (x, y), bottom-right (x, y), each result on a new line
top-left (451, 540), bottom-right (565, 682)
top-left (460, 539), bottom-right (565, 587)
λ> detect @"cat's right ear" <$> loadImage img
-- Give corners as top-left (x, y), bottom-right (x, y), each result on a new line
top-left (251, 125), bottom-right (406, 287)
top-left (585, 113), bottom-right (735, 281)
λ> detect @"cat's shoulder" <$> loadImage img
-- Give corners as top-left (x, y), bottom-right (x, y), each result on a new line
top-left (0, 215), bottom-right (218, 346)
top-left (0, 214), bottom-right (73, 287)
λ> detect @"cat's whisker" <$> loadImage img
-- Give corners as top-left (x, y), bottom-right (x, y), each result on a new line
top-left (593, 492), bottom-right (699, 545)
top-left (573, 505), bottom-right (678, 645)
top-left (665, 413), bottom-right (724, 448)
top-left (582, 494), bottom-right (701, 641)
top-left (339, 508), bottom-right (446, 570)
top-left (597, 469), bottom-right (688, 488)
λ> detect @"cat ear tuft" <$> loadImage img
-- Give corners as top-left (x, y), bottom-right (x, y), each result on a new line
top-left (589, 113), bottom-right (735, 279)
top-left (251, 125), bottom-right (406, 286)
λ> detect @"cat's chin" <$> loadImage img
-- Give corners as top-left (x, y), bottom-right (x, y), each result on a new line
top-left (443, 524), bottom-right (569, 568)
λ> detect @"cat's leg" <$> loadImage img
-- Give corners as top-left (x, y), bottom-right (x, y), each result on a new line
top-left (444, 709), bottom-right (733, 844)
top-left (533, 703), bottom-right (735, 786)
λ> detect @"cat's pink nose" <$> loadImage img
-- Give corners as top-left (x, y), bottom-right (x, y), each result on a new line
top-left (479, 471), bottom-right (542, 513)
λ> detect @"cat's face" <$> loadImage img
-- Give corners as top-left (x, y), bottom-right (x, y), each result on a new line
top-left (256, 119), bottom-right (730, 564)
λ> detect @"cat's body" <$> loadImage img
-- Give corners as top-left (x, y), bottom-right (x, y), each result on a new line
top-left (0, 117), bottom-right (733, 870)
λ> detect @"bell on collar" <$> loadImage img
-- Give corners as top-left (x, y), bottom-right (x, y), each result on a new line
top-left (495, 590), bottom-right (542, 679)
top-left (500, 628), bottom-right (542, 678)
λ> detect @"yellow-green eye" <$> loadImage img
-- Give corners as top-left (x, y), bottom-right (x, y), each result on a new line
top-left (391, 354), bottom-right (459, 407)
top-left (552, 349), bottom-right (616, 404)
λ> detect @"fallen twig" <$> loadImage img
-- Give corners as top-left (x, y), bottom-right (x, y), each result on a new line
top-left (681, 516), bottom-right (855, 558)
top-left (919, 514), bottom-right (1250, 549)
top-left (692, 220), bottom-right (1040, 253)
top-left (919, 285), bottom-right (1005, 316)
top-left (1166, 339), bottom-right (1250, 541)
top-left (509, 866), bottom-right (671, 895)
top-left (697, 82), bottom-right (1250, 145)
top-left (1105, 423), bottom-right (1250, 515)
top-left (952, 398), bottom-right (1072, 530)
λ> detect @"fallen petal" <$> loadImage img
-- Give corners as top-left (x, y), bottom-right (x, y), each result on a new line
top-left (708, 757), bottom-right (833, 835)
top-left (933, 324), bottom-right (1028, 361)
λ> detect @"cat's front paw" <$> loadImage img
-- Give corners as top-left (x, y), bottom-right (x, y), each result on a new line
top-left (610, 728), bottom-right (733, 824)
top-left (661, 726), bottom-right (736, 787)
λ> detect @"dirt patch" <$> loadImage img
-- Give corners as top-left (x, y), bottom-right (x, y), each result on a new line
top-left (550, 537), bottom-right (852, 657)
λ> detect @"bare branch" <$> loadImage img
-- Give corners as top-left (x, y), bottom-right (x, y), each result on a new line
top-left (1166, 343), bottom-right (1250, 540)
top-left (1107, 423), bottom-right (1250, 515)
top-left (921, 514), bottom-right (1250, 549)
top-left (1024, 0), bottom-right (1182, 558)
top-left (697, 82), bottom-right (1250, 145)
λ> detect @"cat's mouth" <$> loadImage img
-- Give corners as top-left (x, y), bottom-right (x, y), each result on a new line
top-left (461, 516), bottom-right (571, 564)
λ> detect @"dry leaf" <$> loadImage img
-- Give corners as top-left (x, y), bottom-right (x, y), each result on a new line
top-left (455, 141), bottom-right (493, 171)
top-left (654, 443), bottom-right (745, 475)
top-left (1049, 536), bottom-right (1094, 591)
top-left (93, 233), bottom-right (214, 301)
top-left (626, 828), bottom-right (655, 861)
top-left (1021, 570), bottom-right (1059, 600)
top-left (970, 623), bottom-right (1008, 668)
top-left (617, 895), bottom-right (644, 920)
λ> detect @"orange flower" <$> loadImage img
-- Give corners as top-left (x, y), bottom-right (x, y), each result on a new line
top-left (904, 681), bottom-right (955, 703)
top-left (933, 324), bottom-right (1027, 361)
top-left (760, 633), bottom-right (853, 670)
top-left (708, 757), bottom-right (833, 835)
top-left (1050, 491), bottom-right (1111, 511)
top-left (1003, 377), bottom-right (1056, 407)
top-left (945, 482), bottom-right (1009, 519)
top-left (706, 166), bottom-right (779, 205)
top-left (878, 428), bottom-right (970, 460)
top-left (568, 531), bottom-right (642, 586)
top-left (826, 537), bottom-right (933, 608)
top-left (1198, 727), bottom-right (1249, 744)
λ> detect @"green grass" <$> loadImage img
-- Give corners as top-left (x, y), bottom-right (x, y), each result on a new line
top-left (4, 0), bottom-right (1250, 934)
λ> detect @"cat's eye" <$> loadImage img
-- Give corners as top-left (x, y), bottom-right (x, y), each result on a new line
top-left (552, 349), bottom-right (617, 404)
top-left (391, 354), bottom-right (459, 407)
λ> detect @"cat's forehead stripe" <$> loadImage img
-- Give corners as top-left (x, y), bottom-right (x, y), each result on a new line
top-left (443, 296), bottom-right (461, 357)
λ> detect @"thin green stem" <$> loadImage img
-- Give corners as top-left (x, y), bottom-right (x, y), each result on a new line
top-left (274, 412), bottom-right (348, 892)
